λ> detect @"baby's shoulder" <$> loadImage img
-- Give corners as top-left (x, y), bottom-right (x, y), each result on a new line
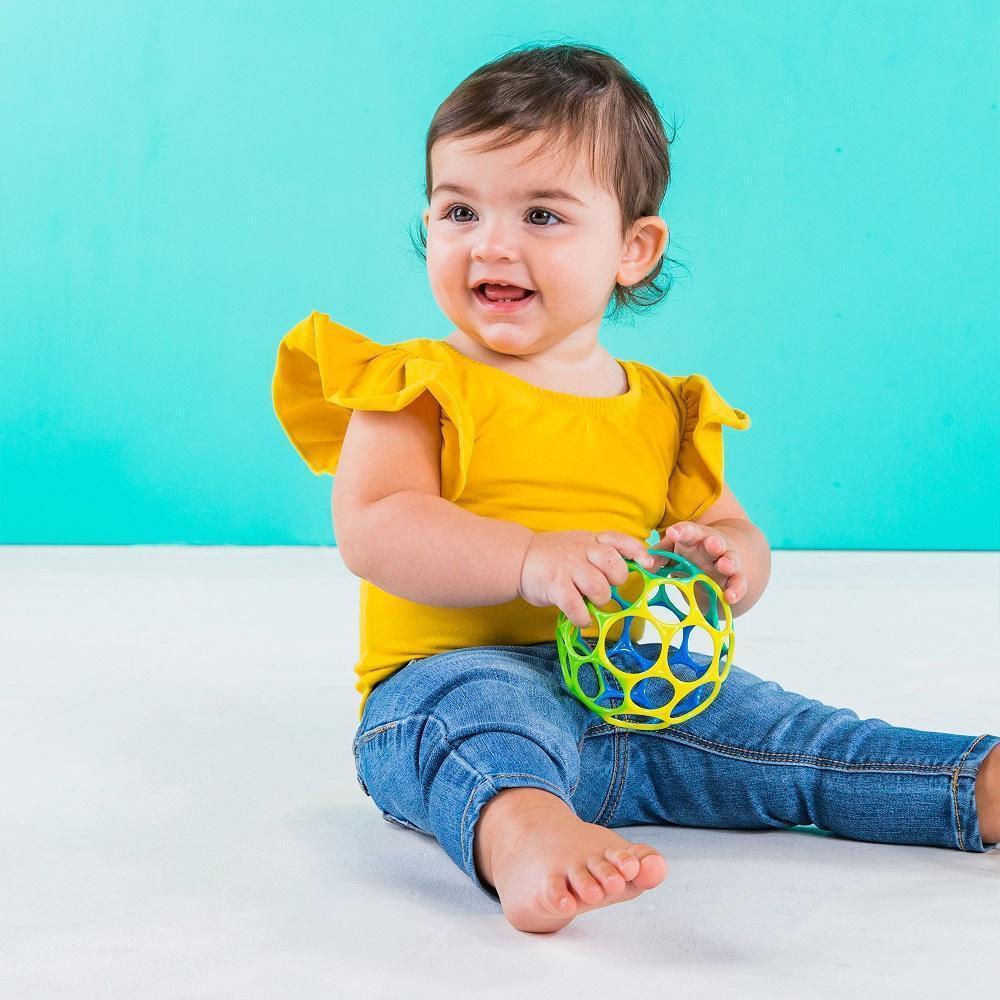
top-left (272, 311), bottom-right (475, 501)
top-left (626, 359), bottom-right (688, 409)
top-left (625, 361), bottom-right (751, 428)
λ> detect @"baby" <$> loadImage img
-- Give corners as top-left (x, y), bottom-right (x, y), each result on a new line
top-left (272, 42), bottom-right (1000, 934)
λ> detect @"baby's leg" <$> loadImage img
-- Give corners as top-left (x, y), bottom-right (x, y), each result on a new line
top-left (352, 643), bottom-right (667, 933)
top-left (612, 644), bottom-right (1000, 853)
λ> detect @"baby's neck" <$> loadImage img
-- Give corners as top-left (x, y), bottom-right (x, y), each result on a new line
top-left (444, 330), bottom-right (626, 396)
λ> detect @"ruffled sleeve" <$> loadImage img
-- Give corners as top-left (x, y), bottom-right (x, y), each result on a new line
top-left (660, 374), bottom-right (751, 525)
top-left (271, 311), bottom-right (474, 502)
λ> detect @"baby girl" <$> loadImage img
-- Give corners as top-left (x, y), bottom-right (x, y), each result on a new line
top-left (272, 41), bottom-right (1000, 934)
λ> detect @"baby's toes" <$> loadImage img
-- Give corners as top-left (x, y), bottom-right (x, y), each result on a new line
top-left (567, 864), bottom-right (605, 905)
top-left (628, 843), bottom-right (669, 890)
top-left (587, 856), bottom-right (626, 895)
top-left (541, 872), bottom-right (578, 916)
top-left (605, 846), bottom-right (640, 881)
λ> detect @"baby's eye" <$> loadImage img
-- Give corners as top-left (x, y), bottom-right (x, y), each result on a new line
top-left (443, 205), bottom-right (476, 223)
top-left (439, 204), bottom-right (562, 227)
top-left (527, 208), bottom-right (560, 227)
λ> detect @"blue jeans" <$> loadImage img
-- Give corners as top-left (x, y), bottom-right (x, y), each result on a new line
top-left (352, 642), bottom-right (1000, 901)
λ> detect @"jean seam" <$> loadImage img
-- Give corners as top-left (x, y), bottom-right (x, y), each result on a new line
top-left (352, 739), bottom-right (371, 797)
top-left (606, 732), bottom-right (630, 825)
top-left (381, 811), bottom-right (426, 833)
top-left (592, 729), bottom-right (622, 824)
top-left (951, 733), bottom-right (991, 852)
top-left (578, 723), bottom-right (617, 751)
top-left (355, 719), bottom-right (402, 747)
top-left (660, 729), bottom-right (961, 772)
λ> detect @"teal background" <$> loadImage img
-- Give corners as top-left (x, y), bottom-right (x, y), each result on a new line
top-left (1, 1), bottom-right (997, 549)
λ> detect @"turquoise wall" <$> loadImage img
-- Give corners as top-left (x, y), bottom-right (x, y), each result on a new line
top-left (2, 2), bottom-right (997, 549)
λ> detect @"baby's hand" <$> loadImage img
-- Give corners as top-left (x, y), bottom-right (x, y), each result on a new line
top-left (650, 521), bottom-right (747, 607)
top-left (518, 529), bottom-right (659, 629)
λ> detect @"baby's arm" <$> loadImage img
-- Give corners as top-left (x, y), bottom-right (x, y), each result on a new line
top-left (333, 390), bottom-right (534, 606)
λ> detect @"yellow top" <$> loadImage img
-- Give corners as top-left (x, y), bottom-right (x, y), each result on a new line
top-left (272, 311), bottom-right (751, 720)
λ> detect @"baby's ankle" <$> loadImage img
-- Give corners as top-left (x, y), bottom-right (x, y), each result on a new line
top-left (976, 745), bottom-right (1000, 843)
top-left (474, 787), bottom-right (572, 886)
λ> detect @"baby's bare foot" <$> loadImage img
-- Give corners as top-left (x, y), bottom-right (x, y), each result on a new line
top-left (473, 787), bottom-right (668, 934)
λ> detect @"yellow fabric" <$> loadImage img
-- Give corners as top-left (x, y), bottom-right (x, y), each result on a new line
top-left (272, 311), bottom-right (751, 720)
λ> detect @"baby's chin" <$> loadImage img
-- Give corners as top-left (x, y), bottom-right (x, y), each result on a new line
top-left (453, 321), bottom-right (549, 360)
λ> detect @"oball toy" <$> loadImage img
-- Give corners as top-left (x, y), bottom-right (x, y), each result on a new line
top-left (554, 529), bottom-right (735, 731)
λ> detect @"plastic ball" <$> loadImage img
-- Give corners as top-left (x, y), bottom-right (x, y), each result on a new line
top-left (554, 535), bottom-right (735, 731)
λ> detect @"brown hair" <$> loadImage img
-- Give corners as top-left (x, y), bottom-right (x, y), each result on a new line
top-left (409, 41), bottom-right (684, 322)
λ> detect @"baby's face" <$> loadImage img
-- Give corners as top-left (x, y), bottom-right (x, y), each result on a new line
top-left (423, 130), bottom-right (666, 361)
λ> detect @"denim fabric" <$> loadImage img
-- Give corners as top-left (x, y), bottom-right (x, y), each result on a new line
top-left (351, 642), bottom-right (1000, 902)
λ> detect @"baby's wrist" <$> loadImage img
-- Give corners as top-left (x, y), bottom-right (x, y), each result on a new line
top-left (514, 528), bottom-right (537, 599)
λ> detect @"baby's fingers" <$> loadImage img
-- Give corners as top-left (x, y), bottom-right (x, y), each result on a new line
top-left (717, 549), bottom-right (741, 576)
top-left (662, 521), bottom-right (705, 548)
top-left (667, 522), bottom-right (732, 570)
top-left (554, 577), bottom-right (594, 630)
top-left (663, 521), bottom-right (713, 552)
top-left (594, 531), bottom-right (657, 573)
top-left (722, 571), bottom-right (747, 605)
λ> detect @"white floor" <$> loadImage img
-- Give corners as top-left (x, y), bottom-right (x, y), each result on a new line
top-left (2, 546), bottom-right (998, 999)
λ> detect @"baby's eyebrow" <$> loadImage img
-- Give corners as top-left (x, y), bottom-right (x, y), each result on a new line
top-left (431, 182), bottom-right (588, 207)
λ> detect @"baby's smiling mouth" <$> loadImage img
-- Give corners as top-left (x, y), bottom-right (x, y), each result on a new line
top-left (475, 282), bottom-right (537, 303)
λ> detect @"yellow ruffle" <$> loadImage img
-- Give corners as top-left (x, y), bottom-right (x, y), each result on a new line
top-left (660, 374), bottom-right (751, 525)
top-left (271, 311), bottom-right (474, 502)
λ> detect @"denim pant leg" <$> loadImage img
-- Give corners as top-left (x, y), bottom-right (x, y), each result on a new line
top-left (606, 643), bottom-right (1000, 853)
top-left (352, 643), bottom-right (607, 901)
